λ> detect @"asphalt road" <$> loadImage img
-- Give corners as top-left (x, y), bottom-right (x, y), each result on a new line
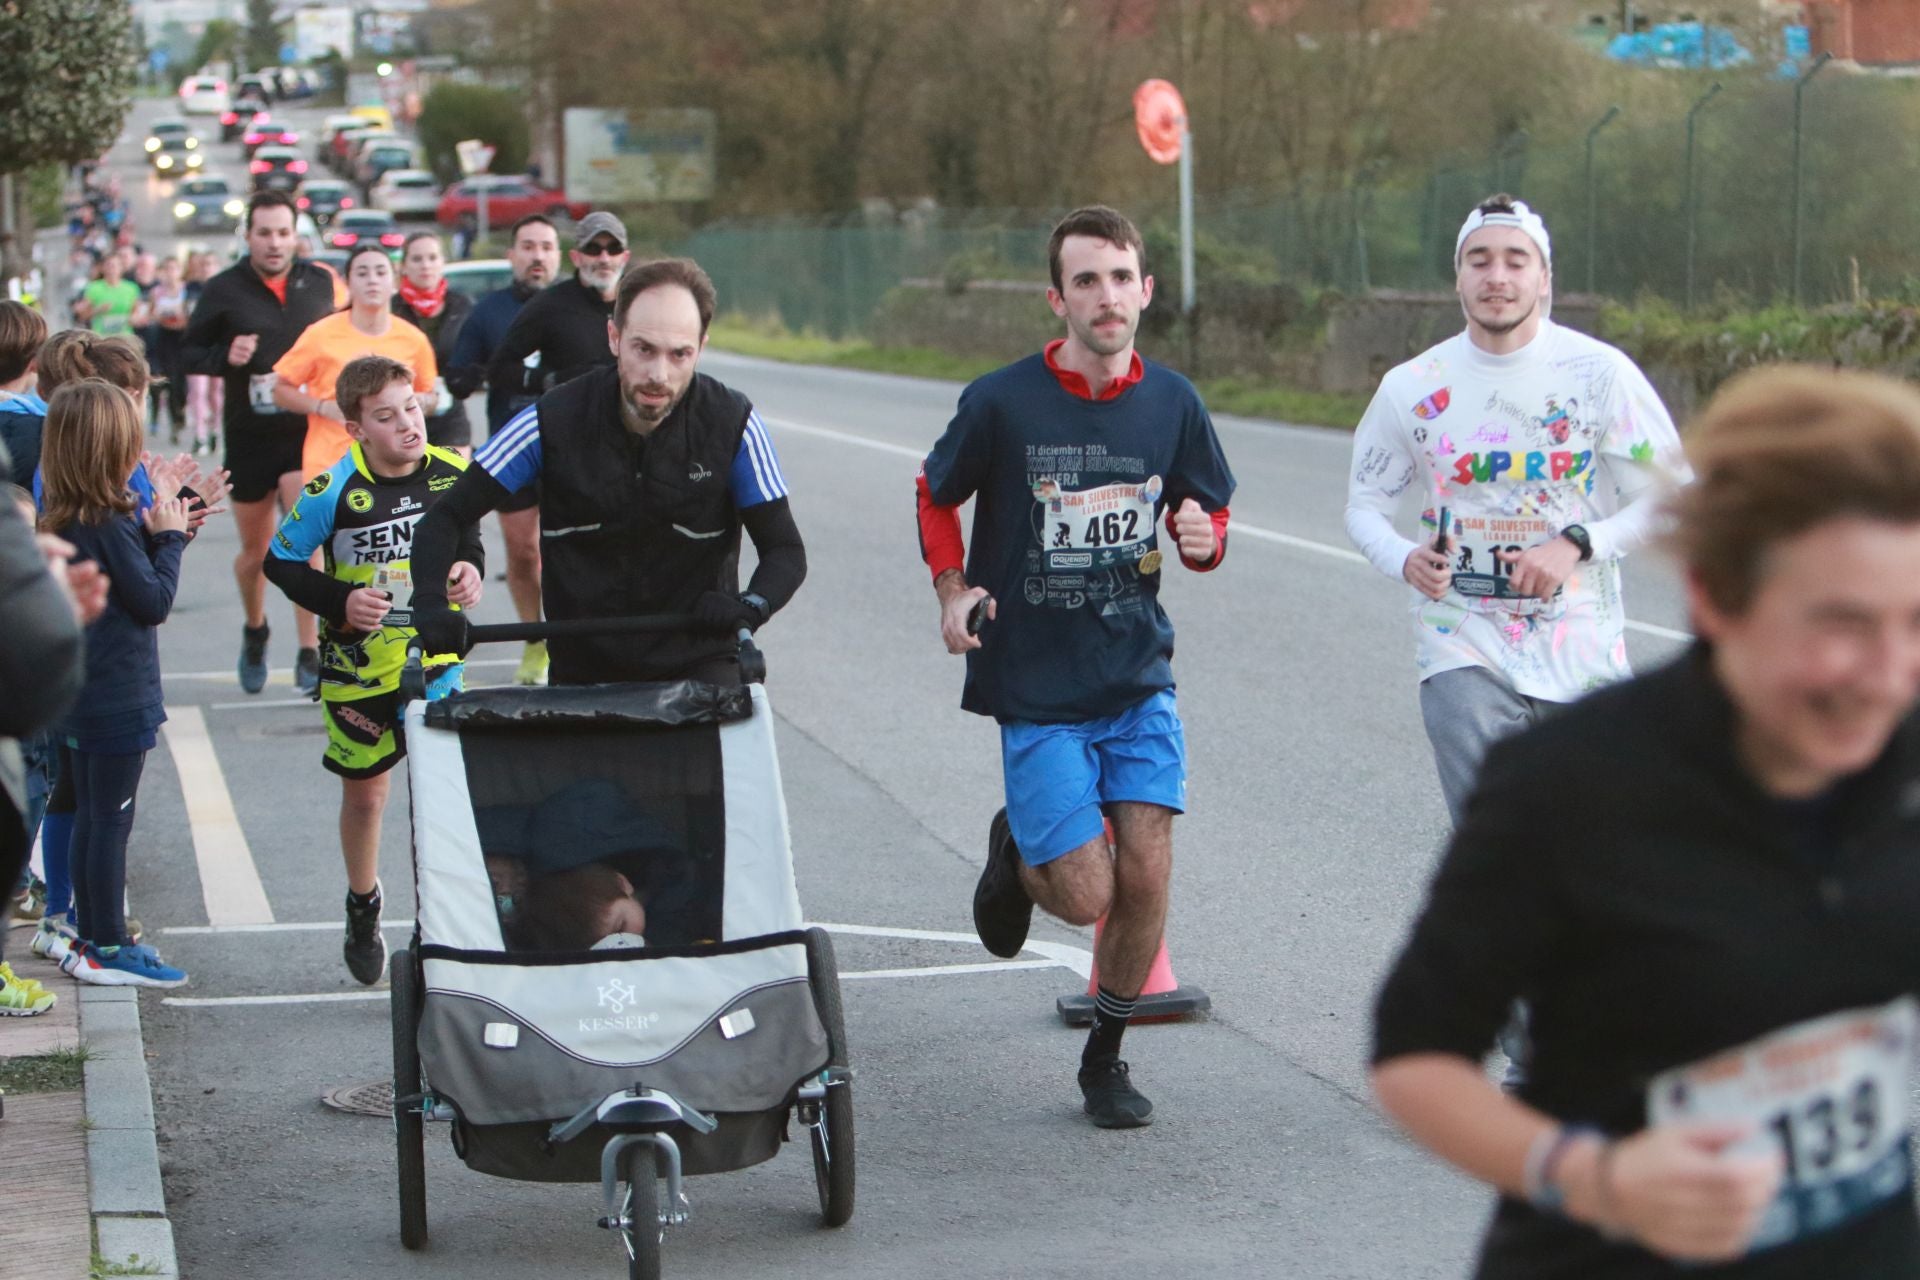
top-left (76, 95), bottom-right (1697, 1279)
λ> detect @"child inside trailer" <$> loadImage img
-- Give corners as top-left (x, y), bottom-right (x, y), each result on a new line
top-left (475, 774), bottom-right (722, 953)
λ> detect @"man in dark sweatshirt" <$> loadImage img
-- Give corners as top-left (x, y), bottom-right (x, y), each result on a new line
top-left (442, 213), bottom-right (561, 684)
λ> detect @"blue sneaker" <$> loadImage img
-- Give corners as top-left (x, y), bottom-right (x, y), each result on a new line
top-left (62, 941), bottom-right (188, 989)
top-left (239, 623), bottom-right (270, 695)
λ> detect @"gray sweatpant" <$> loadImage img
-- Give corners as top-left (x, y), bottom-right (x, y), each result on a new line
top-left (1418, 665), bottom-right (1561, 827)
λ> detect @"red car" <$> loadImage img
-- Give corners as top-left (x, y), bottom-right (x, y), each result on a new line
top-left (243, 119), bottom-right (300, 156)
top-left (435, 177), bottom-right (588, 229)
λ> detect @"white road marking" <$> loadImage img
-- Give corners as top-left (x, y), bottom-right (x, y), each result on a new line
top-left (165, 991), bottom-right (388, 1008)
top-left (163, 921), bottom-right (413, 935)
top-left (161, 705), bottom-right (275, 926)
top-left (842, 959), bottom-right (1059, 981)
top-left (158, 921), bottom-right (1095, 1005)
top-left (762, 415), bottom-right (1694, 645)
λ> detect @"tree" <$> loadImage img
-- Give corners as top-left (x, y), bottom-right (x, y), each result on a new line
top-left (0, 0), bottom-right (138, 172)
top-left (246, 0), bottom-right (282, 70)
top-left (190, 18), bottom-right (241, 79)
top-left (416, 83), bottom-right (530, 184)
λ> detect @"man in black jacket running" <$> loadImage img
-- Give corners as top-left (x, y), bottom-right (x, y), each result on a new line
top-left (486, 211), bottom-right (626, 401)
top-left (182, 190), bottom-right (337, 695)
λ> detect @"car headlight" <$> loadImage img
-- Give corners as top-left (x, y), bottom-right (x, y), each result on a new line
top-left (144, 138), bottom-right (160, 152)
top-left (187, 153), bottom-right (203, 167)
top-left (155, 155), bottom-right (173, 169)
top-left (185, 137), bottom-right (198, 149)
top-left (174, 202), bottom-right (195, 218)
top-left (224, 199), bottom-right (244, 216)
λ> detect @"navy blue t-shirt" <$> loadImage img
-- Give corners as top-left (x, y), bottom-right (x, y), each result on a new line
top-left (923, 353), bottom-right (1235, 724)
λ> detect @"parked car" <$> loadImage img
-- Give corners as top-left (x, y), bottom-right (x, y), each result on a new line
top-left (249, 145), bottom-right (308, 193)
top-left (149, 134), bottom-right (205, 176)
top-left (177, 75), bottom-right (229, 116)
top-left (220, 97), bottom-right (269, 143)
top-left (443, 259), bottom-right (513, 298)
top-left (242, 117), bottom-right (299, 157)
top-left (171, 176), bottom-right (245, 234)
top-left (328, 209), bottom-right (405, 253)
top-left (235, 74), bottom-right (273, 103)
top-left (296, 179), bottom-right (356, 226)
top-left (370, 169), bottom-right (442, 220)
top-left (436, 176), bottom-right (589, 229)
top-left (356, 142), bottom-right (421, 190)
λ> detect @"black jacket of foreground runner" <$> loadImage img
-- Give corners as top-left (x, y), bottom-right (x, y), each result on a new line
top-left (409, 365), bottom-right (805, 684)
top-left (1374, 644), bottom-right (1920, 1279)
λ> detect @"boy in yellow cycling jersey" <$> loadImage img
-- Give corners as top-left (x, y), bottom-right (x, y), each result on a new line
top-left (264, 355), bottom-right (483, 983)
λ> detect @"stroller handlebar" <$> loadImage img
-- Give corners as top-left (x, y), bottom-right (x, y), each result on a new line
top-left (396, 613), bottom-right (767, 698)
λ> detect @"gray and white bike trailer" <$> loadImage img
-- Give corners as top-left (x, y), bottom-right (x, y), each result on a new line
top-left (389, 618), bottom-right (853, 1280)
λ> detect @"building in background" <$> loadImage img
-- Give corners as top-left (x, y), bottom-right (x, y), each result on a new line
top-left (1804, 0), bottom-right (1920, 64)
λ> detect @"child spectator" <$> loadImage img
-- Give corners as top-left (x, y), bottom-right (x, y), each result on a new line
top-left (39, 380), bottom-right (195, 987)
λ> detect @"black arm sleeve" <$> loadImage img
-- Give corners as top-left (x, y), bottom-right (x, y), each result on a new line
top-left (261, 553), bottom-right (355, 624)
top-left (408, 465), bottom-right (509, 610)
top-left (180, 283), bottom-right (231, 377)
top-left (741, 497), bottom-right (806, 615)
top-left (454, 506), bottom-right (486, 576)
top-left (0, 494), bottom-right (83, 737)
top-left (487, 297), bottom-right (545, 396)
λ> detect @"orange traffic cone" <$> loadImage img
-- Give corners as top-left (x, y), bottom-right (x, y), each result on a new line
top-left (1056, 915), bottom-right (1210, 1025)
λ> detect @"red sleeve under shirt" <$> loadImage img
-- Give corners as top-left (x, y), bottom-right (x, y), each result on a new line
top-left (916, 347), bottom-right (1230, 581)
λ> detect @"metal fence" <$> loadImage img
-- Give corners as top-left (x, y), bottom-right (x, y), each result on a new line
top-left (684, 71), bottom-right (1920, 338)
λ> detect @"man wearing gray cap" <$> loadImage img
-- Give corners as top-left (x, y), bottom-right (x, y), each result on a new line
top-left (487, 211), bottom-right (631, 402)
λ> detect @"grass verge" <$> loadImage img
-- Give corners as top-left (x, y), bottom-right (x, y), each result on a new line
top-left (707, 318), bottom-right (1369, 429)
top-left (0, 1043), bottom-right (91, 1095)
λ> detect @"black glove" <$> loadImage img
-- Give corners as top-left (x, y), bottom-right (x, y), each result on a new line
top-left (411, 603), bottom-right (472, 657)
top-left (693, 590), bottom-right (767, 633)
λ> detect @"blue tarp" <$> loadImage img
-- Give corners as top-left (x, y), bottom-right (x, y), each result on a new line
top-left (1605, 22), bottom-right (1755, 70)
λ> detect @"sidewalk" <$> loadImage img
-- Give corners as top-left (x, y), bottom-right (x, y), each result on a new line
top-left (0, 931), bottom-right (178, 1280)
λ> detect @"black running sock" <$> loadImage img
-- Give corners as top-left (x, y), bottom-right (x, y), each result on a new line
top-left (1082, 986), bottom-right (1137, 1068)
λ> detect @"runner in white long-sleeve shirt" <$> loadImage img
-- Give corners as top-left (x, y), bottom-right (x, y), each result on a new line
top-left (1345, 194), bottom-right (1691, 823)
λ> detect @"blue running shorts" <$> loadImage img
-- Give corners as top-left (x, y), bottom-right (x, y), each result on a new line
top-left (999, 688), bottom-right (1187, 867)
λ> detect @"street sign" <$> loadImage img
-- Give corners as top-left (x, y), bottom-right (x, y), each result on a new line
top-left (455, 139), bottom-right (495, 176)
top-left (563, 109), bottom-right (716, 203)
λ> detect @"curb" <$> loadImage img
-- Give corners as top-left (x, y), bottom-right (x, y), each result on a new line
top-left (80, 985), bottom-right (179, 1280)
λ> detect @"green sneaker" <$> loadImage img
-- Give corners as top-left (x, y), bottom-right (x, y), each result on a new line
top-left (0, 963), bottom-right (55, 1016)
top-left (514, 640), bottom-right (550, 686)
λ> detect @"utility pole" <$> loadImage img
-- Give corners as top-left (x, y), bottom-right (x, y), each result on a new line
top-left (1684, 82), bottom-right (1721, 310)
top-left (1584, 106), bottom-right (1621, 297)
top-left (1792, 52), bottom-right (1833, 306)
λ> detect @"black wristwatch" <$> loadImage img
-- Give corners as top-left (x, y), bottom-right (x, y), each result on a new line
top-left (1559, 525), bottom-right (1593, 562)
top-left (740, 592), bottom-right (771, 624)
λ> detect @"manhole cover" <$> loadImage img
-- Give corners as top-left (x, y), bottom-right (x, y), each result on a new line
top-left (322, 1078), bottom-right (393, 1117)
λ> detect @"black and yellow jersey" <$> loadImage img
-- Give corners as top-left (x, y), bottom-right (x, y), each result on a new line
top-left (265, 442), bottom-right (482, 700)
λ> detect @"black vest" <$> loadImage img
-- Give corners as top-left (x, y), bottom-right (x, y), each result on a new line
top-left (533, 366), bottom-right (753, 683)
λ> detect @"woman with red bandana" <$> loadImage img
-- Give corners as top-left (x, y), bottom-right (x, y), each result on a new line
top-left (392, 232), bottom-right (476, 456)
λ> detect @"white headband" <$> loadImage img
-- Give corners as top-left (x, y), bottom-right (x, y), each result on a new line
top-left (1455, 201), bottom-right (1552, 269)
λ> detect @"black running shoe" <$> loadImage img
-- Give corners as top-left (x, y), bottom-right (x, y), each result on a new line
top-left (973, 807), bottom-right (1034, 959)
top-left (294, 647), bottom-right (321, 697)
top-left (238, 623), bottom-right (270, 694)
top-left (343, 884), bottom-right (387, 986)
top-left (1078, 1054), bottom-right (1154, 1129)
